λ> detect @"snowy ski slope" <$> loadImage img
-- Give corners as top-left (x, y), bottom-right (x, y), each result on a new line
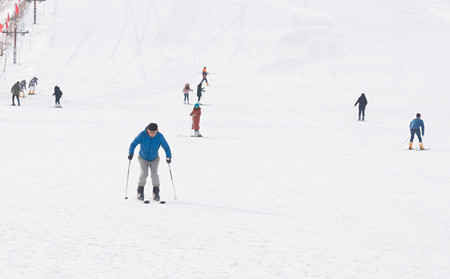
top-left (1, 0), bottom-right (450, 278)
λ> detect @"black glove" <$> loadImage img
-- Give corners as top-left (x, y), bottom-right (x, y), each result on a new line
top-left (128, 154), bottom-right (133, 160)
top-left (166, 158), bottom-right (171, 164)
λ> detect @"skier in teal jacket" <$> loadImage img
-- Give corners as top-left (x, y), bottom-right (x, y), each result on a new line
top-left (128, 123), bottom-right (172, 201)
top-left (409, 113), bottom-right (425, 150)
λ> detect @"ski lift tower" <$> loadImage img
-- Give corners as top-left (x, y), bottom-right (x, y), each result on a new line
top-left (2, 27), bottom-right (29, 63)
top-left (25, 0), bottom-right (46, 24)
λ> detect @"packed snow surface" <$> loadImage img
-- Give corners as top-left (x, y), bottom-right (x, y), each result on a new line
top-left (1, 0), bottom-right (450, 278)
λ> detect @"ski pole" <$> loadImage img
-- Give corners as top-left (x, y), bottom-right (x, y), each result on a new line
top-left (168, 163), bottom-right (177, 200)
top-left (398, 136), bottom-right (410, 149)
top-left (61, 96), bottom-right (70, 107)
top-left (124, 160), bottom-right (131, 199)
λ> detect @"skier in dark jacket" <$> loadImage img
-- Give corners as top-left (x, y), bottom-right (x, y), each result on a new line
top-left (11, 81), bottom-right (22, 106)
top-left (197, 83), bottom-right (205, 103)
top-left (409, 113), bottom-right (425, 150)
top-left (354, 93), bottom-right (368, 121)
top-left (53, 86), bottom-right (63, 108)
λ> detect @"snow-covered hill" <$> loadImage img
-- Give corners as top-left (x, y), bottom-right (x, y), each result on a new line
top-left (1, 0), bottom-right (450, 278)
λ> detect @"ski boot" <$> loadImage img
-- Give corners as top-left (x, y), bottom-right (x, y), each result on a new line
top-left (409, 142), bottom-right (413, 150)
top-left (137, 186), bottom-right (145, 201)
top-left (153, 186), bottom-right (160, 201)
top-left (419, 142), bottom-right (424, 150)
top-left (191, 130), bottom-right (202, 137)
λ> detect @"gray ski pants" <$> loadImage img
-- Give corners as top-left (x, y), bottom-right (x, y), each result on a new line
top-left (138, 156), bottom-right (160, 188)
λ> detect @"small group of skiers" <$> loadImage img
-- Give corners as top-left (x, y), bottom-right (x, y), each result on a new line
top-left (10, 78), bottom-right (63, 108)
top-left (354, 93), bottom-right (426, 150)
top-left (10, 77), bottom-right (39, 106)
top-left (14, 77), bottom-right (38, 98)
top-left (181, 67), bottom-right (210, 137)
top-left (183, 82), bottom-right (204, 104)
top-left (182, 67), bottom-right (209, 105)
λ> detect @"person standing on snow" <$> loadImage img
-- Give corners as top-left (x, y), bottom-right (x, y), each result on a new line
top-left (197, 83), bottom-right (205, 103)
top-left (11, 81), bottom-right (22, 106)
top-left (28, 77), bottom-right (38, 95)
top-left (20, 80), bottom-right (27, 98)
top-left (200, 66), bottom-right (209, 86)
top-left (409, 113), bottom-right (425, 150)
top-left (128, 123), bottom-right (172, 201)
top-left (190, 103), bottom-right (202, 137)
top-left (53, 86), bottom-right (63, 108)
top-left (182, 83), bottom-right (193, 104)
top-left (354, 93), bottom-right (368, 121)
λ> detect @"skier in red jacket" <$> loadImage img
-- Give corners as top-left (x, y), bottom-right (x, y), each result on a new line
top-left (190, 103), bottom-right (202, 137)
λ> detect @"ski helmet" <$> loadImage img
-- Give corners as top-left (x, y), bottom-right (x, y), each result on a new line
top-left (194, 103), bottom-right (200, 108)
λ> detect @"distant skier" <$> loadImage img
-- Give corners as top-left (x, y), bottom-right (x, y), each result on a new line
top-left (182, 83), bottom-right (193, 104)
top-left (53, 86), bottom-right (63, 108)
top-left (197, 83), bottom-right (205, 103)
top-left (128, 123), bottom-right (172, 201)
top-left (354, 93), bottom-right (368, 121)
top-left (190, 103), bottom-right (202, 137)
top-left (11, 81), bottom-right (22, 106)
top-left (409, 113), bottom-right (425, 150)
top-left (28, 77), bottom-right (38, 95)
top-left (20, 80), bottom-right (27, 98)
top-left (200, 66), bottom-right (209, 86)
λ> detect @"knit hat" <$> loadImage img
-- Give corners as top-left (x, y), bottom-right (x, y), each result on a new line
top-left (147, 123), bottom-right (158, 131)
top-left (194, 103), bottom-right (200, 108)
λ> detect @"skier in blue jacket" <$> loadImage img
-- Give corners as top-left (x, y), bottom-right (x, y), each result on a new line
top-left (128, 123), bottom-right (172, 201)
top-left (409, 113), bottom-right (425, 150)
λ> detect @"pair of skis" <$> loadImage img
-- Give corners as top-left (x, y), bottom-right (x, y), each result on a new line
top-left (143, 199), bottom-right (166, 204)
top-left (406, 148), bottom-right (430, 151)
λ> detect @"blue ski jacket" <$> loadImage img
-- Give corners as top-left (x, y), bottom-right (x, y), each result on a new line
top-left (129, 129), bottom-right (172, 161)
top-left (410, 118), bottom-right (425, 135)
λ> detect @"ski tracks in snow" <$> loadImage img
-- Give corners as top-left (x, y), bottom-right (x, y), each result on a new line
top-left (120, 0), bottom-right (152, 82)
top-left (198, 0), bottom-right (261, 67)
top-left (420, 0), bottom-right (450, 21)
